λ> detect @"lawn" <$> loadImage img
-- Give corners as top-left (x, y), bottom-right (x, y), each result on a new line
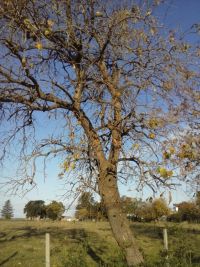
top-left (0, 220), bottom-right (200, 267)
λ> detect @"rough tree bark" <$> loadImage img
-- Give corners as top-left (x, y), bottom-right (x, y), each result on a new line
top-left (99, 167), bottom-right (144, 266)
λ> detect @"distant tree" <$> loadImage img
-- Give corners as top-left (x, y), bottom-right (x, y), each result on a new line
top-left (76, 192), bottom-right (95, 210)
top-left (75, 207), bottom-right (89, 221)
top-left (177, 201), bottom-right (200, 222)
top-left (1, 200), bottom-right (14, 219)
top-left (24, 200), bottom-right (46, 219)
top-left (75, 192), bottom-right (96, 220)
top-left (46, 201), bottom-right (65, 220)
top-left (151, 198), bottom-right (170, 220)
top-left (93, 201), bottom-right (107, 221)
top-left (135, 198), bottom-right (170, 222)
top-left (75, 192), bottom-right (107, 221)
top-left (121, 196), bottom-right (139, 215)
top-left (136, 202), bottom-right (154, 222)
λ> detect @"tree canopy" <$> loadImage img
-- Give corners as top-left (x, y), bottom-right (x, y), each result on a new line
top-left (0, 1), bottom-right (199, 265)
top-left (46, 200), bottom-right (65, 220)
top-left (24, 200), bottom-right (46, 219)
top-left (75, 191), bottom-right (107, 220)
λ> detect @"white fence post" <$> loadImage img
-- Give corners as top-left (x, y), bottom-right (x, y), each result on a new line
top-left (45, 233), bottom-right (50, 267)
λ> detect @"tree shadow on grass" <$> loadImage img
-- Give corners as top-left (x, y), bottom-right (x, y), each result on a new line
top-left (0, 251), bottom-right (18, 266)
top-left (0, 225), bottom-right (66, 243)
top-left (0, 225), bottom-right (125, 266)
top-left (64, 228), bottom-right (128, 266)
top-left (0, 228), bottom-right (46, 242)
top-left (64, 228), bottom-right (105, 265)
top-left (131, 223), bottom-right (163, 239)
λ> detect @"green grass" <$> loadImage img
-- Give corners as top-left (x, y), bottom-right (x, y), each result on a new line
top-left (0, 220), bottom-right (200, 266)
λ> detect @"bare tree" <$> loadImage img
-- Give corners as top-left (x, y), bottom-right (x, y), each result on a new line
top-left (0, 0), bottom-right (199, 266)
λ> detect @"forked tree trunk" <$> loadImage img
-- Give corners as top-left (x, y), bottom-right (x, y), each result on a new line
top-left (99, 172), bottom-right (144, 267)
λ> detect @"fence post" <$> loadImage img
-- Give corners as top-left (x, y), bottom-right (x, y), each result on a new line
top-left (163, 228), bottom-right (168, 250)
top-left (45, 233), bottom-right (50, 267)
top-left (163, 228), bottom-right (169, 267)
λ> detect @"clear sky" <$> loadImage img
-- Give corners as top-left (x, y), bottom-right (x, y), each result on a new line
top-left (0, 0), bottom-right (199, 218)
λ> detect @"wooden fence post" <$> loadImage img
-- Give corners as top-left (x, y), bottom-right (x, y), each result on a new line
top-left (45, 233), bottom-right (50, 267)
top-left (163, 228), bottom-right (169, 267)
top-left (163, 228), bottom-right (168, 250)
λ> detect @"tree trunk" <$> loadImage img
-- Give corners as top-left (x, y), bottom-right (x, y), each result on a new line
top-left (99, 172), bottom-right (144, 267)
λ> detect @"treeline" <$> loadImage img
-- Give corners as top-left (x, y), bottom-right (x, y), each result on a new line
top-left (24, 200), bottom-right (65, 220)
top-left (74, 193), bottom-right (170, 222)
top-left (3, 191), bottom-right (200, 223)
top-left (74, 191), bottom-right (200, 223)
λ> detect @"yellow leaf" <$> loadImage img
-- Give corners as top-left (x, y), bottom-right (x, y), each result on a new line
top-left (136, 47), bottom-right (143, 56)
top-left (169, 36), bottom-right (175, 43)
top-left (22, 57), bottom-right (26, 67)
top-left (74, 154), bottom-right (80, 160)
top-left (148, 118), bottom-right (159, 129)
top-left (24, 18), bottom-right (31, 25)
top-left (182, 43), bottom-right (190, 52)
top-left (132, 143), bottom-right (140, 149)
top-left (146, 10), bottom-right (151, 16)
top-left (150, 28), bottom-right (156, 35)
top-left (149, 133), bottom-right (155, 139)
top-left (178, 152), bottom-right (185, 159)
top-left (169, 146), bottom-right (175, 154)
top-left (115, 91), bottom-right (121, 97)
top-left (22, 57), bottom-right (26, 64)
top-left (63, 161), bottom-right (69, 171)
top-left (96, 11), bottom-right (103, 17)
top-left (47, 19), bottom-right (54, 27)
top-left (71, 163), bottom-right (76, 170)
top-left (45, 29), bottom-right (51, 36)
top-left (35, 42), bottom-right (43, 50)
top-left (158, 167), bottom-right (173, 178)
top-left (159, 167), bottom-right (168, 177)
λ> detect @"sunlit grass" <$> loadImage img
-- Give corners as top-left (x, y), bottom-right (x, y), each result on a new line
top-left (0, 220), bottom-right (200, 266)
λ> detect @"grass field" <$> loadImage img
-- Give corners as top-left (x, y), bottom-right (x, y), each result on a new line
top-left (0, 220), bottom-right (200, 267)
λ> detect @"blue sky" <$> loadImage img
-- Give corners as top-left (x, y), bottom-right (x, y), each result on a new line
top-left (159, 0), bottom-right (200, 25)
top-left (0, 0), bottom-right (199, 218)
